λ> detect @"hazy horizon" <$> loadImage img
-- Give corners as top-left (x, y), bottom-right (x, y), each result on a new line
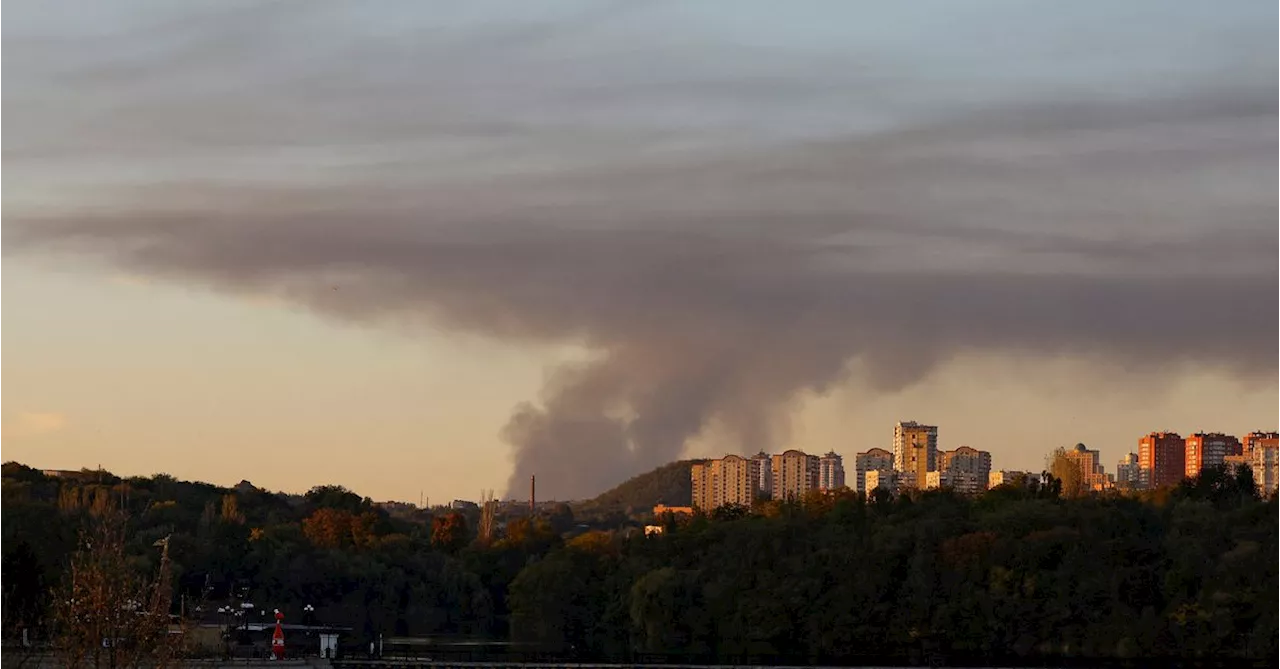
top-left (4, 0), bottom-right (1277, 502)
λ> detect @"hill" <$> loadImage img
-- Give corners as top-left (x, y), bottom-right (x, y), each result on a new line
top-left (572, 459), bottom-right (706, 520)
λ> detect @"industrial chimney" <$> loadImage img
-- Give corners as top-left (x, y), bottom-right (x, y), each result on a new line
top-left (530, 474), bottom-right (536, 513)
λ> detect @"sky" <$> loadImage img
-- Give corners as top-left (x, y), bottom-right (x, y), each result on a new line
top-left (3, 0), bottom-right (1277, 503)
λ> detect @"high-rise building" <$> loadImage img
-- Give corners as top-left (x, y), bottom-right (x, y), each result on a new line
top-left (1115, 453), bottom-right (1140, 488)
top-left (691, 461), bottom-right (712, 511)
top-left (818, 452), bottom-right (846, 490)
top-left (893, 421), bottom-right (937, 489)
top-left (771, 449), bottom-right (820, 501)
top-left (1251, 438), bottom-right (1278, 497)
top-left (752, 451), bottom-right (774, 498)
top-left (690, 455), bottom-right (762, 510)
top-left (854, 448), bottom-right (894, 492)
top-left (937, 446), bottom-right (991, 494)
top-left (1242, 431), bottom-right (1279, 459)
top-left (1184, 433), bottom-right (1241, 478)
top-left (1138, 432), bottom-right (1185, 489)
top-left (1064, 443), bottom-right (1110, 491)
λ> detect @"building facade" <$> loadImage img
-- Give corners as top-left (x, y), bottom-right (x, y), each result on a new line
top-left (989, 470), bottom-right (1029, 488)
top-left (935, 446), bottom-right (991, 494)
top-left (864, 470), bottom-right (898, 497)
top-left (1115, 453), bottom-right (1140, 488)
top-left (1242, 431), bottom-right (1279, 459)
top-left (1064, 443), bottom-right (1110, 491)
top-left (1138, 432), bottom-right (1185, 489)
top-left (771, 449), bottom-right (820, 501)
top-left (690, 455), bottom-right (763, 511)
top-left (1184, 433), bottom-right (1241, 478)
top-left (818, 452), bottom-right (846, 490)
top-left (854, 448), bottom-right (894, 493)
top-left (893, 421), bottom-right (938, 489)
top-left (752, 451), bottom-right (774, 498)
top-left (1251, 440), bottom-right (1279, 497)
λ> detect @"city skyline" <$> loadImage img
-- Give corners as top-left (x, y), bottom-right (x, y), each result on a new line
top-left (4, 0), bottom-right (1277, 502)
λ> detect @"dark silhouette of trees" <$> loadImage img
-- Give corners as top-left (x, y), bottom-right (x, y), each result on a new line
top-left (3, 460), bottom-right (1275, 664)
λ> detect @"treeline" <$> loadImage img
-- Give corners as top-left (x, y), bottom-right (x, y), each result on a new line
top-left (2, 462), bottom-right (1276, 665)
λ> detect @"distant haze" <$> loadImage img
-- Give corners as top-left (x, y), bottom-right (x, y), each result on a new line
top-left (4, 1), bottom-right (1276, 500)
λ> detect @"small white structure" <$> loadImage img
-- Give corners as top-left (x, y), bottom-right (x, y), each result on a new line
top-left (319, 633), bottom-right (339, 659)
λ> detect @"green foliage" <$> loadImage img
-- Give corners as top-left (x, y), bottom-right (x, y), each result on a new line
top-left (572, 459), bottom-right (705, 521)
top-left (3, 460), bottom-right (1275, 664)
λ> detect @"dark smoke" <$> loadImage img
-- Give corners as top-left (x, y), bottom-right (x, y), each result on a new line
top-left (4, 1), bottom-right (1277, 498)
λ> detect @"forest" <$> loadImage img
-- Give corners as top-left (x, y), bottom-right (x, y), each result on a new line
top-left (2, 460), bottom-right (1275, 666)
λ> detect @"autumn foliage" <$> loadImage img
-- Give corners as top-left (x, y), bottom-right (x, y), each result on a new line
top-left (302, 507), bottom-right (379, 549)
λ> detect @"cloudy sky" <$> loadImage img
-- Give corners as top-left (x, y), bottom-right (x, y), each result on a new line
top-left (4, 0), bottom-right (1276, 502)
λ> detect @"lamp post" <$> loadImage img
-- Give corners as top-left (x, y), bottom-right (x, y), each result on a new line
top-left (240, 601), bottom-right (254, 632)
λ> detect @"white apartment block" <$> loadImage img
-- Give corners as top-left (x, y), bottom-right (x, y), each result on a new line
top-left (818, 451), bottom-right (846, 490)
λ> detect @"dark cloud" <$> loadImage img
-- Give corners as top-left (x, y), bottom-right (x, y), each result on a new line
top-left (4, 1), bottom-right (1276, 498)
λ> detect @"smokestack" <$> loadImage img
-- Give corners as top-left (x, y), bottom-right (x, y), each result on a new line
top-left (530, 474), bottom-right (536, 513)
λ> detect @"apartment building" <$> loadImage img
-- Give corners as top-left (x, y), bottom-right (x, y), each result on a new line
top-left (854, 448), bottom-right (894, 493)
top-left (818, 452), bottom-right (846, 490)
top-left (1242, 431), bottom-right (1279, 459)
top-left (1064, 443), bottom-right (1110, 491)
top-left (1115, 453), bottom-right (1140, 488)
top-left (1138, 432), bottom-right (1185, 489)
top-left (751, 451), bottom-right (774, 498)
top-left (1184, 432), bottom-right (1242, 478)
top-left (691, 455), bottom-right (762, 511)
top-left (931, 446), bottom-right (990, 494)
top-left (1252, 440), bottom-right (1278, 497)
top-left (864, 469), bottom-right (899, 497)
top-left (771, 449), bottom-right (820, 501)
top-left (989, 470), bottom-right (1030, 488)
top-left (893, 421), bottom-right (937, 489)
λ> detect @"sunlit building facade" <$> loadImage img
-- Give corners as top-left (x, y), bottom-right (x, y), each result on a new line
top-left (1184, 432), bottom-right (1241, 479)
top-left (771, 449), bottom-right (820, 501)
top-left (893, 421), bottom-right (937, 489)
top-left (1138, 432), bottom-right (1185, 489)
top-left (691, 455), bottom-right (762, 511)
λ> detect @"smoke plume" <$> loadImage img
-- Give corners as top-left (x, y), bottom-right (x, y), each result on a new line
top-left (4, 1), bottom-right (1276, 498)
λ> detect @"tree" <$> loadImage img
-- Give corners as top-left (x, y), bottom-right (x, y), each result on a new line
top-left (431, 512), bottom-right (469, 553)
top-left (51, 513), bottom-right (181, 669)
top-left (1047, 448), bottom-right (1085, 498)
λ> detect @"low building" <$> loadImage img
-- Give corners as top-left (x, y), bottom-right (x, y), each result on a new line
top-left (925, 469), bottom-right (987, 495)
top-left (989, 470), bottom-right (1030, 488)
top-left (652, 504), bottom-right (694, 517)
top-left (864, 470), bottom-right (899, 496)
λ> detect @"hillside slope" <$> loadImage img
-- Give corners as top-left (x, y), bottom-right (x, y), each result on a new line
top-left (572, 459), bottom-right (706, 520)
